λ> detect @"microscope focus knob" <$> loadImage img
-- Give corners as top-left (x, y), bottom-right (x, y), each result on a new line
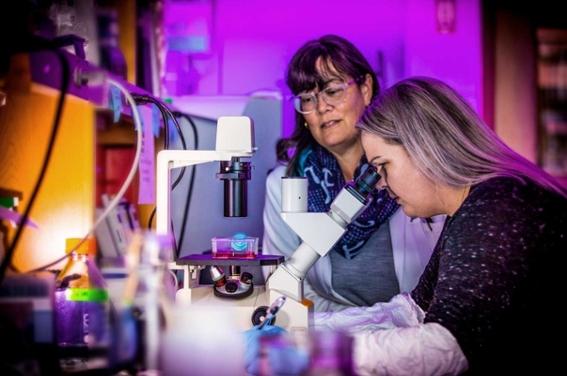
top-left (251, 306), bottom-right (269, 326)
top-left (240, 272), bottom-right (253, 285)
top-left (225, 280), bottom-right (238, 293)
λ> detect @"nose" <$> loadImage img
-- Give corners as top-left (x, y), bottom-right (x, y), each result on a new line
top-left (316, 93), bottom-right (331, 113)
top-left (376, 177), bottom-right (387, 190)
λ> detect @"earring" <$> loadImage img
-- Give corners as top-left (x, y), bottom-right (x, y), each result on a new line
top-left (304, 121), bottom-right (308, 128)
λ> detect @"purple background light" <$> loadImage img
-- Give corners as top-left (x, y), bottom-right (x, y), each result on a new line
top-left (163, 0), bottom-right (483, 135)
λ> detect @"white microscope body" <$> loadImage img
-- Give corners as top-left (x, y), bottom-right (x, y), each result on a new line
top-left (156, 115), bottom-right (254, 298)
top-left (266, 167), bottom-right (380, 330)
top-left (156, 115), bottom-right (378, 331)
top-left (156, 116), bottom-right (254, 237)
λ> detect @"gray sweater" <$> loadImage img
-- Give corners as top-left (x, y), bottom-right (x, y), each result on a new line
top-left (330, 221), bottom-right (399, 306)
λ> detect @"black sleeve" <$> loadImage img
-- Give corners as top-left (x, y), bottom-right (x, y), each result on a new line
top-left (419, 179), bottom-right (551, 366)
top-left (411, 238), bottom-right (440, 312)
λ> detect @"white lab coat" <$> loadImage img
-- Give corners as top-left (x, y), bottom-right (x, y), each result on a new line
top-left (262, 165), bottom-right (445, 312)
top-left (314, 293), bottom-right (469, 375)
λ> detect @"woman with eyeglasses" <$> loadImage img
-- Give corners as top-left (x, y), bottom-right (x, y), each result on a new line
top-left (315, 77), bottom-right (567, 374)
top-left (262, 35), bottom-right (444, 312)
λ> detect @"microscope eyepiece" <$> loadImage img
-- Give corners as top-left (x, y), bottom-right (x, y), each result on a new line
top-left (351, 163), bottom-right (380, 199)
top-left (217, 158), bottom-right (251, 217)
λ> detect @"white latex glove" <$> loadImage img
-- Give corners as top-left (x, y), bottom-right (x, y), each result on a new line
top-left (354, 323), bottom-right (468, 376)
top-left (314, 293), bottom-right (424, 332)
top-left (314, 293), bottom-right (468, 375)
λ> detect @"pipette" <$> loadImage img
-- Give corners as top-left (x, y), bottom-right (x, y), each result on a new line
top-left (257, 295), bottom-right (287, 330)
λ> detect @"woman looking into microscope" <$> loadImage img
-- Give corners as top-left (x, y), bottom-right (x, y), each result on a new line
top-left (314, 77), bottom-right (567, 374)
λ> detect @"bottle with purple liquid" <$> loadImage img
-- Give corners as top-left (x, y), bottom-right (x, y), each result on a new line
top-left (54, 237), bottom-right (109, 348)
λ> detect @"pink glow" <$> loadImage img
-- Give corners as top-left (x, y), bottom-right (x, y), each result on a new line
top-left (163, 0), bottom-right (483, 134)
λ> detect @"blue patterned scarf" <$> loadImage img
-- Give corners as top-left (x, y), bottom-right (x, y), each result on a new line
top-left (296, 145), bottom-right (399, 259)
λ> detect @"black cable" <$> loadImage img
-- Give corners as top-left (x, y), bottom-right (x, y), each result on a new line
top-left (25, 253), bottom-right (69, 274)
top-left (0, 49), bottom-right (70, 285)
top-left (128, 98), bottom-right (202, 259)
top-left (143, 111), bottom-right (199, 258)
top-left (132, 96), bottom-right (181, 241)
top-left (173, 111), bottom-right (199, 254)
top-left (147, 206), bottom-right (156, 230)
top-left (132, 94), bottom-right (170, 148)
top-left (162, 105), bottom-right (187, 189)
top-left (131, 95), bottom-right (187, 189)
top-left (133, 97), bottom-right (189, 233)
top-left (167, 113), bottom-right (187, 189)
top-left (131, 95), bottom-right (188, 150)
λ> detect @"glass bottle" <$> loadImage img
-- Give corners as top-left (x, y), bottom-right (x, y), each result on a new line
top-left (54, 237), bottom-right (109, 348)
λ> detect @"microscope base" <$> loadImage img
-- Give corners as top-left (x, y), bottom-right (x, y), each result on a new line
top-left (174, 285), bottom-right (311, 331)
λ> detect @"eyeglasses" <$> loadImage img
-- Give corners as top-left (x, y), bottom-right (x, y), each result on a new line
top-left (293, 79), bottom-right (356, 115)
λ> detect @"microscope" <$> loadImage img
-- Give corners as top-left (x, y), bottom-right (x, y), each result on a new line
top-left (265, 164), bottom-right (381, 329)
top-left (156, 116), bottom-right (285, 328)
top-left (156, 116), bottom-right (380, 331)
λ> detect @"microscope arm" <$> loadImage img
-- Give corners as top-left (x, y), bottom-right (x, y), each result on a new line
top-left (155, 116), bottom-right (254, 236)
top-left (156, 150), bottom-right (251, 235)
top-left (267, 187), bottom-right (368, 302)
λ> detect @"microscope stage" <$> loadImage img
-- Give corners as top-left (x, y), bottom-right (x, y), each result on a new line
top-left (176, 253), bottom-right (284, 266)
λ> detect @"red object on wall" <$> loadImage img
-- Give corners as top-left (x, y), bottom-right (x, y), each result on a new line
top-left (97, 146), bottom-right (137, 206)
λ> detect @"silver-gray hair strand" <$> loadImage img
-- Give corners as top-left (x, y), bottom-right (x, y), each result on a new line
top-left (358, 77), bottom-right (567, 197)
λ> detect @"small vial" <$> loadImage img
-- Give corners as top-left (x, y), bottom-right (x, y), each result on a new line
top-left (54, 237), bottom-right (109, 348)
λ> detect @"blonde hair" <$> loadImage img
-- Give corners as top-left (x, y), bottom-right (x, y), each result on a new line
top-left (358, 77), bottom-right (567, 197)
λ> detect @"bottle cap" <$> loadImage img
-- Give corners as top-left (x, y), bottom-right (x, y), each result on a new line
top-left (65, 237), bottom-right (94, 255)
